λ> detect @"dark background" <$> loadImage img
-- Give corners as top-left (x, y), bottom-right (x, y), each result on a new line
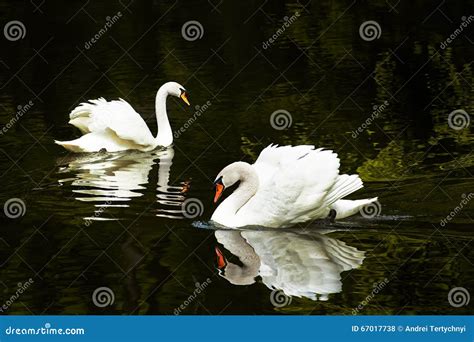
top-left (0, 0), bottom-right (473, 314)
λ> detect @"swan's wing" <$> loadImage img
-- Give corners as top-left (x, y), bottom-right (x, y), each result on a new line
top-left (242, 231), bottom-right (365, 300)
top-left (237, 145), bottom-right (341, 227)
top-left (68, 98), bottom-right (154, 146)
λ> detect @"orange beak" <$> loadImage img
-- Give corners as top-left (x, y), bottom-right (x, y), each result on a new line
top-left (214, 183), bottom-right (224, 203)
top-left (180, 92), bottom-right (190, 106)
top-left (215, 246), bottom-right (226, 269)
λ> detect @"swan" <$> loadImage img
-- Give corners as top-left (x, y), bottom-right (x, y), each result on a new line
top-left (55, 82), bottom-right (190, 153)
top-left (211, 144), bottom-right (378, 228)
top-left (214, 229), bottom-right (365, 300)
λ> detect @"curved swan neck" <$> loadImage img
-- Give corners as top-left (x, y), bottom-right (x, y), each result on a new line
top-left (212, 162), bottom-right (259, 225)
top-left (215, 231), bottom-right (260, 285)
top-left (154, 85), bottom-right (173, 147)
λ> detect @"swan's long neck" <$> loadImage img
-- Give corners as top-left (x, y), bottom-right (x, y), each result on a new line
top-left (154, 86), bottom-right (173, 147)
top-left (215, 230), bottom-right (260, 285)
top-left (211, 162), bottom-right (259, 227)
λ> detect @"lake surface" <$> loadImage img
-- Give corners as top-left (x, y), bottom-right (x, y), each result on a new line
top-left (0, 1), bottom-right (473, 315)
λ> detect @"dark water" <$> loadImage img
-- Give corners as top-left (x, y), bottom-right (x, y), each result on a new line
top-left (0, 1), bottom-right (473, 315)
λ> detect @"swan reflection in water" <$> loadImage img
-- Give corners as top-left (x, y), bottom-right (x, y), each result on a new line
top-left (57, 148), bottom-right (189, 221)
top-left (214, 229), bottom-right (365, 301)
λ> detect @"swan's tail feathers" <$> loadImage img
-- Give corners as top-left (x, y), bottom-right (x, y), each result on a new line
top-left (331, 197), bottom-right (379, 220)
top-left (54, 139), bottom-right (85, 153)
top-left (324, 174), bottom-right (364, 206)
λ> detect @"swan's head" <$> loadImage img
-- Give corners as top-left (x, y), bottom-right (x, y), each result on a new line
top-left (212, 161), bottom-right (254, 203)
top-left (162, 81), bottom-right (190, 106)
top-left (215, 246), bottom-right (257, 286)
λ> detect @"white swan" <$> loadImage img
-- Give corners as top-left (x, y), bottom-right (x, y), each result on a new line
top-left (215, 229), bottom-right (365, 300)
top-left (55, 82), bottom-right (190, 153)
top-left (211, 144), bottom-right (378, 228)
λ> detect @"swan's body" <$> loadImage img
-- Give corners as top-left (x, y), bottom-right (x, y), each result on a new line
top-left (55, 82), bottom-right (189, 153)
top-left (215, 229), bottom-right (365, 300)
top-left (211, 144), bottom-right (378, 228)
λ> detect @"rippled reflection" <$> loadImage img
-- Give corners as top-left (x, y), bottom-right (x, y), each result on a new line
top-left (215, 229), bottom-right (365, 301)
top-left (57, 148), bottom-right (188, 221)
